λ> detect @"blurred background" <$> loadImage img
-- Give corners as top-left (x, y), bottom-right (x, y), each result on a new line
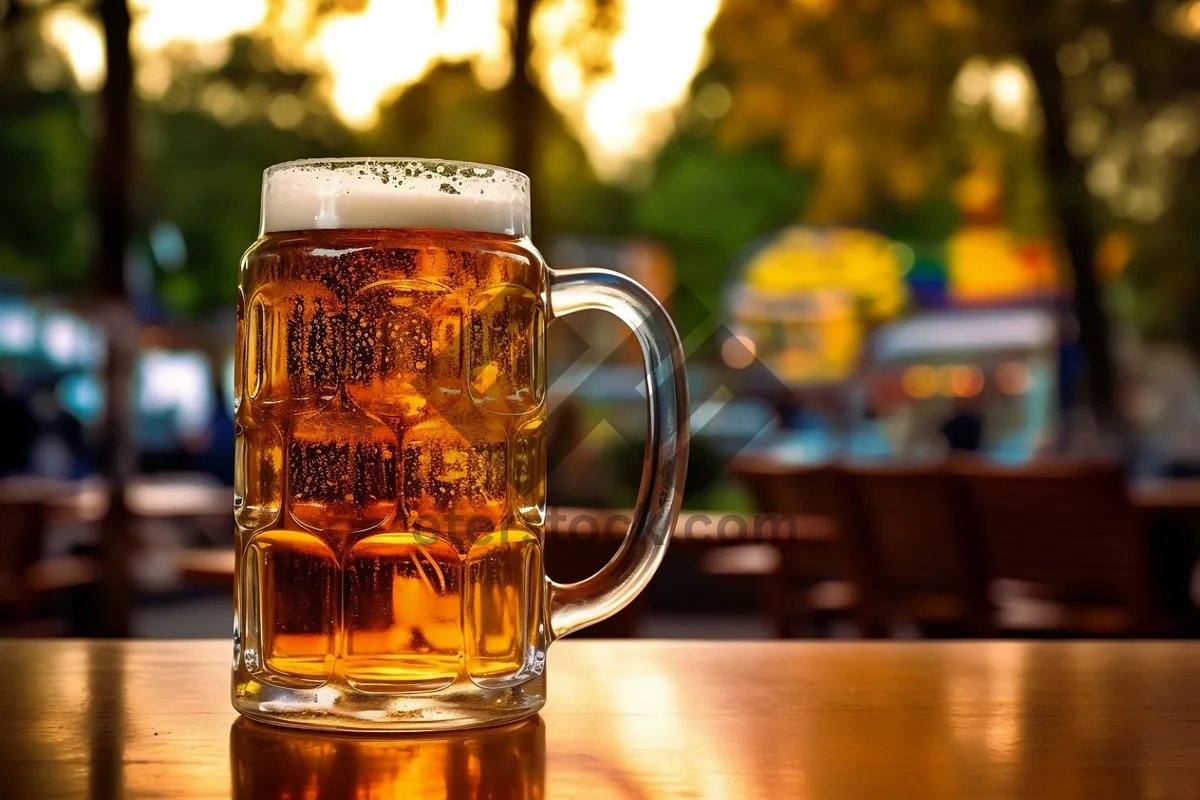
top-left (4, 0), bottom-right (1200, 640)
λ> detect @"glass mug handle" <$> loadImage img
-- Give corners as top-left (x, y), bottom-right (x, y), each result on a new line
top-left (545, 267), bottom-right (690, 639)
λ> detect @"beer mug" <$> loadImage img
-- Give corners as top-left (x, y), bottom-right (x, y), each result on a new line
top-left (232, 158), bottom-right (688, 730)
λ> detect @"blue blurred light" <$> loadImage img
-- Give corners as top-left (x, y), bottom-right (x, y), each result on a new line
top-left (150, 221), bottom-right (188, 271)
top-left (57, 372), bottom-right (104, 424)
top-left (224, 353), bottom-right (236, 417)
top-left (138, 350), bottom-right (214, 436)
top-left (0, 301), bottom-right (37, 355)
top-left (38, 311), bottom-right (104, 368)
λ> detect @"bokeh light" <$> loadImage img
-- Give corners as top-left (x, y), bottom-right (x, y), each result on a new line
top-left (995, 362), bottom-right (1030, 396)
top-left (43, 0), bottom-right (721, 176)
top-left (720, 334), bottom-right (758, 370)
top-left (945, 365), bottom-right (985, 398)
top-left (536, 0), bottom-right (721, 177)
top-left (902, 365), bottom-right (938, 400)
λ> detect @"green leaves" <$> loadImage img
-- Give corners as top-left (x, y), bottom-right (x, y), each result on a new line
top-left (633, 136), bottom-right (813, 314)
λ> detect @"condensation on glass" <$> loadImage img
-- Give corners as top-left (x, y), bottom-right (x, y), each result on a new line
top-left (233, 158), bottom-right (688, 730)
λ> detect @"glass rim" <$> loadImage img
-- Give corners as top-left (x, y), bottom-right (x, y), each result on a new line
top-left (259, 157), bottom-right (531, 236)
top-left (263, 156), bottom-right (530, 185)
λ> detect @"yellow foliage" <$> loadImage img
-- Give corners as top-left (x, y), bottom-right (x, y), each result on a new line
top-left (712, 0), bottom-right (977, 222)
top-left (946, 226), bottom-right (1059, 302)
top-left (745, 227), bottom-right (906, 317)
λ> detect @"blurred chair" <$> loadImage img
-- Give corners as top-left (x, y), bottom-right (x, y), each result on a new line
top-left (543, 510), bottom-right (644, 637)
top-left (0, 498), bottom-right (46, 627)
top-left (731, 456), bottom-right (868, 637)
top-left (846, 464), bottom-right (990, 636)
top-left (0, 489), bottom-right (95, 635)
top-left (954, 461), bottom-right (1184, 636)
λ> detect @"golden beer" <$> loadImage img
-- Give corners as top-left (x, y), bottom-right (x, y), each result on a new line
top-left (233, 158), bottom-right (688, 731)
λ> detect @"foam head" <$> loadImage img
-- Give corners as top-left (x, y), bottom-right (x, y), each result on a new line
top-left (260, 158), bottom-right (531, 237)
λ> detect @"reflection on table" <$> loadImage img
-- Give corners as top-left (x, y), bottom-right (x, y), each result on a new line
top-left (231, 716), bottom-right (544, 799)
top-left (6, 640), bottom-right (1200, 799)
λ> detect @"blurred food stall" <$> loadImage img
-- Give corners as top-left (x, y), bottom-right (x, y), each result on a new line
top-left (867, 308), bottom-right (1059, 463)
top-left (721, 201), bottom-right (1072, 463)
top-left (721, 227), bottom-right (909, 462)
top-left (725, 227), bottom-right (906, 389)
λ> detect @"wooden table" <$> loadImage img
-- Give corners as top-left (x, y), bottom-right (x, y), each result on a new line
top-left (0, 477), bottom-right (232, 524)
top-left (56, 483), bottom-right (233, 524)
top-left (7, 640), bottom-right (1200, 799)
top-left (1133, 479), bottom-right (1200, 513)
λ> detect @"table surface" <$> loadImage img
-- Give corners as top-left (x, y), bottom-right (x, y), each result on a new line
top-left (1132, 478), bottom-right (1200, 512)
top-left (0, 477), bottom-right (232, 522)
top-left (7, 639), bottom-right (1200, 799)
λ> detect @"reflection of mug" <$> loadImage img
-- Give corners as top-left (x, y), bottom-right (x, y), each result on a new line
top-left (233, 157), bottom-right (689, 730)
top-left (230, 715), bottom-right (545, 799)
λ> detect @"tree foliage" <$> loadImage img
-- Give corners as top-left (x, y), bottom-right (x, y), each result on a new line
top-left (137, 35), bottom-right (355, 314)
top-left (7, 0), bottom-right (1200, 368)
top-left (0, 0), bottom-right (94, 292)
top-left (0, 1), bottom-right (622, 316)
top-left (633, 133), bottom-right (813, 314)
top-left (711, 0), bottom-right (975, 224)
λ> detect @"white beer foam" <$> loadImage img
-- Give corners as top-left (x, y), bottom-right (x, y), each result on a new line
top-left (260, 158), bottom-right (531, 236)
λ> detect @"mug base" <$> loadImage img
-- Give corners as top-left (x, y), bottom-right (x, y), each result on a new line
top-left (233, 671), bottom-right (547, 733)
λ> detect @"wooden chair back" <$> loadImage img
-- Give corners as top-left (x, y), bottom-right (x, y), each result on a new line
top-left (0, 495), bottom-right (49, 624)
top-left (846, 464), bottom-right (989, 633)
top-left (731, 455), bottom-right (850, 516)
top-left (953, 461), bottom-right (1152, 630)
top-left (731, 455), bottom-right (874, 634)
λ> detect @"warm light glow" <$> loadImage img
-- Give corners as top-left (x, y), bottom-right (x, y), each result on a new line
top-left (952, 57), bottom-right (991, 108)
top-left (990, 62), bottom-right (1027, 108)
top-left (1178, 0), bottom-right (1200, 40)
top-left (41, 5), bottom-right (106, 92)
top-left (310, 0), bottom-right (509, 127)
top-left (902, 365), bottom-right (938, 400)
top-left (952, 56), bottom-right (1035, 134)
top-left (945, 365), bottom-right (984, 398)
top-left (721, 333), bottom-right (757, 370)
top-left (989, 60), bottom-right (1033, 133)
top-left (309, 1), bottom-right (443, 127)
top-left (995, 361), bottom-right (1030, 396)
top-left (44, 0), bottom-right (269, 92)
top-left (535, 0), bottom-right (722, 178)
top-left (583, 654), bottom-right (747, 800)
top-left (134, 0), bottom-right (268, 50)
top-left (44, 0), bottom-right (718, 177)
